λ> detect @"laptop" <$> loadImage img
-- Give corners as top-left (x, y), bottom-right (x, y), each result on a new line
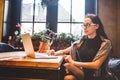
top-left (21, 33), bottom-right (57, 59)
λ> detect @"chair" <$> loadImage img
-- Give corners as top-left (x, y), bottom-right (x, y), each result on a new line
top-left (0, 42), bottom-right (15, 52)
top-left (108, 58), bottom-right (120, 80)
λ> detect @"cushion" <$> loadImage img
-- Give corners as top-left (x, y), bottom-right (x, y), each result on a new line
top-left (0, 43), bottom-right (15, 52)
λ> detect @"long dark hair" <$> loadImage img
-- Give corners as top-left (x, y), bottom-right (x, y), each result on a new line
top-left (85, 13), bottom-right (108, 39)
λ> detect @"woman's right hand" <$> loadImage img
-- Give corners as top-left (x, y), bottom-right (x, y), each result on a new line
top-left (47, 49), bottom-right (56, 56)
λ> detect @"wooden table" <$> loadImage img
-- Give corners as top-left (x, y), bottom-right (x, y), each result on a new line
top-left (0, 51), bottom-right (63, 80)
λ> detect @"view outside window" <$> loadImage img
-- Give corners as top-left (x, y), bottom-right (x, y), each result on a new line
top-left (3, 0), bottom-right (85, 36)
top-left (58, 0), bottom-right (85, 36)
top-left (21, 0), bottom-right (46, 35)
top-left (3, 0), bottom-right (9, 37)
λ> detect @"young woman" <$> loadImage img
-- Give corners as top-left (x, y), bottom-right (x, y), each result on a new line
top-left (47, 13), bottom-right (112, 80)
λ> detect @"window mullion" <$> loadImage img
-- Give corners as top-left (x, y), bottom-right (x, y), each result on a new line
top-left (70, 0), bottom-right (72, 33)
top-left (32, 0), bottom-right (36, 34)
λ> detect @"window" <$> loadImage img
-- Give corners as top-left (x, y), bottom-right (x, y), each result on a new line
top-left (21, 0), bottom-right (46, 35)
top-left (3, 0), bottom-right (9, 37)
top-left (21, 0), bottom-right (85, 36)
top-left (57, 0), bottom-right (85, 36)
top-left (3, 0), bottom-right (97, 42)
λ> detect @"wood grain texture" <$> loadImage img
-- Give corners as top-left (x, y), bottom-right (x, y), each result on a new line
top-left (0, 51), bottom-right (63, 69)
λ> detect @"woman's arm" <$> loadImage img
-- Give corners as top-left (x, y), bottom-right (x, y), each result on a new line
top-left (73, 53), bottom-right (108, 70)
top-left (65, 40), bottom-right (111, 70)
top-left (55, 46), bottom-right (72, 56)
top-left (47, 46), bottom-right (72, 56)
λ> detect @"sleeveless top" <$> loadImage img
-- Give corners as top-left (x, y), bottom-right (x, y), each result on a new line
top-left (76, 35), bottom-right (102, 79)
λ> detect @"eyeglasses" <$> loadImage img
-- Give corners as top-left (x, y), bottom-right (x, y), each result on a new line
top-left (81, 23), bottom-right (96, 28)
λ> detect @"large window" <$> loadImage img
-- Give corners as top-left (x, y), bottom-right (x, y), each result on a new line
top-left (21, 0), bottom-right (85, 36)
top-left (21, 0), bottom-right (46, 35)
top-left (3, 0), bottom-right (97, 42)
top-left (57, 0), bottom-right (85, 36)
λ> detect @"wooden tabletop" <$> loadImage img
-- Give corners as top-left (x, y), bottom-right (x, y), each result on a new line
top-left (0, 51), bottom-right (63, 69)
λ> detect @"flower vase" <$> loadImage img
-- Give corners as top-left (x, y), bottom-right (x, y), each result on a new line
top-left (38, 41), bottom-right (50, 53)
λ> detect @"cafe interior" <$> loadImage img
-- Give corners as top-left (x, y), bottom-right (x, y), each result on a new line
top-left (0, 0), bottom-right (120, 80)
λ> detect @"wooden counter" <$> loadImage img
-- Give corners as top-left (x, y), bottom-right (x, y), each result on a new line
top-left (0, 51), bottom-right (63, 80)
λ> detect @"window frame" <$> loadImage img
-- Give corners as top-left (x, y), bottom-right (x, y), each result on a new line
top-left (2, 0), bottom-right (98, 42)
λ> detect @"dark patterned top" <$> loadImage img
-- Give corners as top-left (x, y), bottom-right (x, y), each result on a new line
top-left (76, 35), bottom-right (102, 80)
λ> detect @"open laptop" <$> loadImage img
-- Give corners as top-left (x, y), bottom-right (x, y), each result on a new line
top-left (21, 33), bottom-right (57, 59)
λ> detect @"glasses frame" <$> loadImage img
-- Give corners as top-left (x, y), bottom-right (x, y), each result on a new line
top-left (81, 23), bottom-right (97, 28)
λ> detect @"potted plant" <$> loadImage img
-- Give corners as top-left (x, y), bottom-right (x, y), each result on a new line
top-left (31, 29), bottom-right (57, 52)
top-left (50, 33), bottom-right (80, 51)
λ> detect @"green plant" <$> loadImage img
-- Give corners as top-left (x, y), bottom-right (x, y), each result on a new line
top-left (31, 33), bottom-right (42, 41)
top-left (50, 33), bottom-right (80, 51)
top-left (59, 33), bottom-right (75, 43)
top-left (31, 29), bottom-right (57, 43)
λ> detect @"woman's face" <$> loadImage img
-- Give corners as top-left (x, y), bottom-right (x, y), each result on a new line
top-left (83, 18), bottom-right (98, 38)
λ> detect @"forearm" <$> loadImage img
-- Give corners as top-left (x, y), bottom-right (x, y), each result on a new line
top-left (55, 47), bottom-right (71, 56)
top-left (73, 61), bottom-right (98, 70)
top-left (73, 55), bottom-right (107, 70)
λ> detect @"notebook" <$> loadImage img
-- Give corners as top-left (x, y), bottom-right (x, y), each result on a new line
top-left (21, 33), bottom-right (57, 59)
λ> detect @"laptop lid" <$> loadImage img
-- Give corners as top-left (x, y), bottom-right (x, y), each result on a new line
top-left (21, 33), bottom-right (58, 59)
top-left (21, 33), bottom-right (35, 58)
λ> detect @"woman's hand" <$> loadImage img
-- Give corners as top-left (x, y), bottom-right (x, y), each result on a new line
top-left (47, 49), bottom-right (64, 56)
top-left (47, 49), bottom-right (56, 56)
top-left (65, 55), bottom-right (74, 64)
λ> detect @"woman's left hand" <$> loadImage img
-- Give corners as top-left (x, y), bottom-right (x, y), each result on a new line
top-left (65, 55), bottom-right (74, 64)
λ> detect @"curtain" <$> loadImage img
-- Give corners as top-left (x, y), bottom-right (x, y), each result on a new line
top-left (2, 0), bottom-right (21, 43)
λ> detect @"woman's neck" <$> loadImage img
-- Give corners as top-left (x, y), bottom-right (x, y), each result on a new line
top-left (88, 33), bottom-right (97, 39)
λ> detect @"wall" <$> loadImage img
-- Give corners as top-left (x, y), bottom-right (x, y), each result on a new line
top-left (117, 0), bottom-right (120, 57)
top-left (98, 0), bottom-right (120, 57)
top-left (0, 0), bottom-right (4, 42)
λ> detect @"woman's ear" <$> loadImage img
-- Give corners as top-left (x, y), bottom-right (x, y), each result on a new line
top-left (95, 24), bottom-right (99, 29)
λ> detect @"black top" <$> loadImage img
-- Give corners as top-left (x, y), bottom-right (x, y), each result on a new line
top-left (76, 35), bottom-right (102, 80)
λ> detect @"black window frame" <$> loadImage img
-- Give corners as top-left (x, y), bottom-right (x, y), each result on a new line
top-left (2, 0), bottom-right (98, 42)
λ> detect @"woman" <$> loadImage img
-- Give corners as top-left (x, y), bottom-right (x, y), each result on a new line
top-left (48, 13), bottom-right (112, 80)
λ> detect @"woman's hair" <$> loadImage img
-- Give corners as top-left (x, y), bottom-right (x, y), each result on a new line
top-left (85, 13), bottom-right (108, 39)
